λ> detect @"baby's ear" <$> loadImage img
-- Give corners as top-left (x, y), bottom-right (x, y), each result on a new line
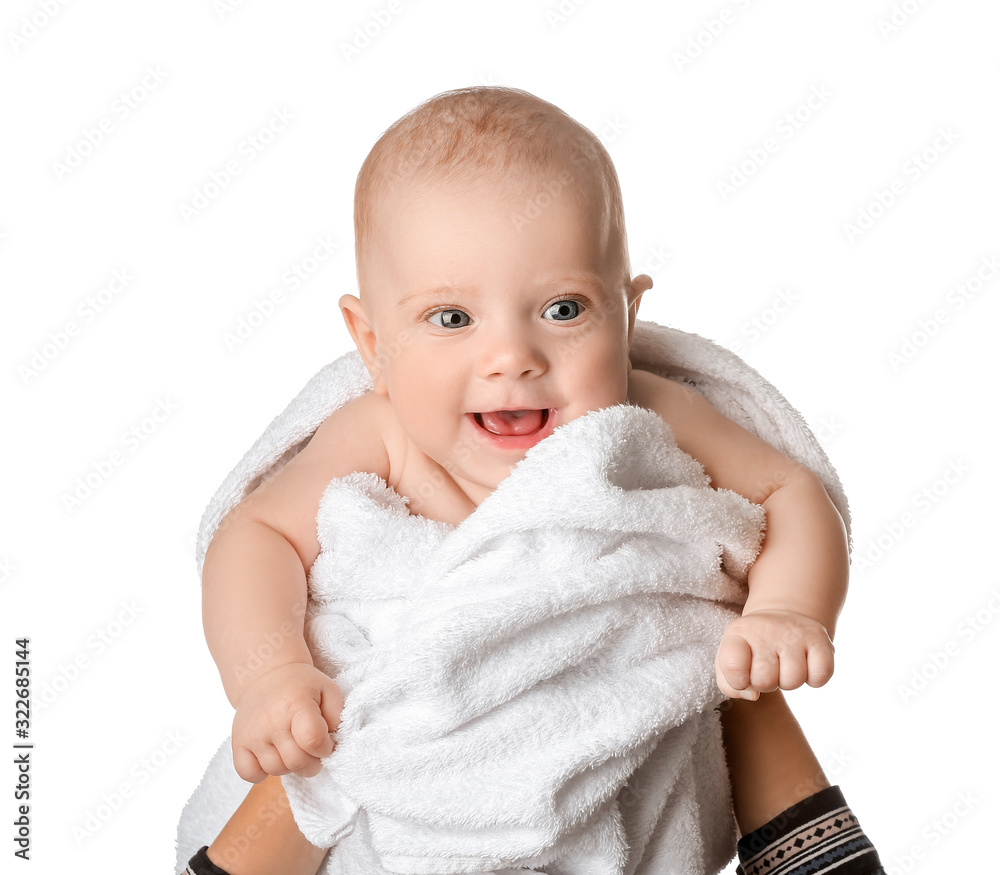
top-left (626, 274), bottom-right (653, 344)
top-left (339, 294), bottom-right (386, 393)
top-left (629, 273), bottom-right (653, 308)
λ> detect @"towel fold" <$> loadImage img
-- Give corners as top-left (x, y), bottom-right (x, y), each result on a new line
top-left (284, 403), bottom-right (761, 873)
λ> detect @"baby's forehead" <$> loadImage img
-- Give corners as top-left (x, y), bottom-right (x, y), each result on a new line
top-left (355, 88), bottom-right (628, 290)
top-left (374, 154), bottom-right (611, 232)
top-left (364, 163), bottom-right (621, 294)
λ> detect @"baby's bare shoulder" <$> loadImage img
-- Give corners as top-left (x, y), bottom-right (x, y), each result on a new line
top-left (628, 367), bottom-right (802, 499)
top-left (244, 391), bottom-right (392, 516)
top-left (220, 391), bottom-right (394, 570)
top-left (628, 367), bottom-right (746, 463)
top-left (304, 391), bottom-right (393, 478)
top-left (627, 367), bottom-right (708, 427)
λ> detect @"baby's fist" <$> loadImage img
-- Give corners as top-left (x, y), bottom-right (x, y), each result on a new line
top-left (715, 609), bottom-right (834, 701)
top-left (231, 662), bottom-right (344, 783)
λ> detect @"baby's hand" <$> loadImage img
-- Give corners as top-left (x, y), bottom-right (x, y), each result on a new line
top-left (715, 609), bottom-right (834, 701)
top-left (231, 662), bottom-right (344, 783)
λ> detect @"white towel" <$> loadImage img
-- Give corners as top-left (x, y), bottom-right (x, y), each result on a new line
top-left (176, 320), bottom-right (849, 875)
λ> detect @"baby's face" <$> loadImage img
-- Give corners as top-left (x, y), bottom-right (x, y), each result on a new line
top-left (348, 170), bottom-right (644, 502)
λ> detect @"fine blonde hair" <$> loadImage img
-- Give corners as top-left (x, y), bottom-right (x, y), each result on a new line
top-left (353, 86), bottom-right (630, 292)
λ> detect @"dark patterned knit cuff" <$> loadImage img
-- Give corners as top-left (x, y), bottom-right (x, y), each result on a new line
top-left (736, 785), bottom-right (884, 875)
top-left (181, 845), bottom-right (231, 875)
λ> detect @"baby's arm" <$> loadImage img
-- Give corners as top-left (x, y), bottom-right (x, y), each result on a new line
top-left (202, 391), bottom-right (392, 782)
top-left (629, 370), bottom-right (848, 700)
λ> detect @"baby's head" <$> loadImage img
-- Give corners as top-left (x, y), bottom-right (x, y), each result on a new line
top-left (341, 86), bottom-right (652, 495)
top-left (353, 86), bottom-right (634, 298)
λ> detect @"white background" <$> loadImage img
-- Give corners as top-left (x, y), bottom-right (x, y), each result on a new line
top-left (2, 0), bottom-right (998, 871)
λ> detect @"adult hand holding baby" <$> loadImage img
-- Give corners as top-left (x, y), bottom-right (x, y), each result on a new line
top-left (715, 609), bottom-right (835, 701)
top-left (230, 662), bottom-right (343, 783)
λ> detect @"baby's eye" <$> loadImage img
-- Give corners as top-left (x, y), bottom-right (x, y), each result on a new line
top-left (543, 299), bottom-right (582, 321)
top-left (427, 308), bottom-right (471, 329)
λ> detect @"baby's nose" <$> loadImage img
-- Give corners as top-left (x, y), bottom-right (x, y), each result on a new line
top-left (479, 326), bottom-right (549, 379)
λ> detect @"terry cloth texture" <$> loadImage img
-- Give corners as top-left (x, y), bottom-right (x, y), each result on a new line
top-left (176, 320), bottom-right (850, 875)
top-left (281, 403), bottom-right (761, 874)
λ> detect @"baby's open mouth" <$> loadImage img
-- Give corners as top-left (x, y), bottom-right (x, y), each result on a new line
top-left (474, 409), bottom-right (550, 436)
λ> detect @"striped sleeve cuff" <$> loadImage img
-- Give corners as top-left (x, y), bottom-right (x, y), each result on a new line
top-left (736, 785), bottom-right (884, 875)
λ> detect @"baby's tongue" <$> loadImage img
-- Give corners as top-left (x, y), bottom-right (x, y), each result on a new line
top-left (478, 409), bottom-right (544, 436)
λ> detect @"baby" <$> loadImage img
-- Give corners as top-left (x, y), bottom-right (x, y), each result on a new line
top-left (185, 87), bottom-right (884, 875)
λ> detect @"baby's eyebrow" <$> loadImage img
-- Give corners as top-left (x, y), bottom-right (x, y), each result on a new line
top-left (398, 286), bottom-right (467, 307)
top-left (541, 271), bottom-right (607, 292)
top-left (398, 272), bottom-right (608, 307)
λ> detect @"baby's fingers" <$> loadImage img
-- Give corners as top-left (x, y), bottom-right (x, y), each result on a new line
top-left (806, 639), bottom-right (836, 688)
top-left (290, 706), bottom-right (335, 761)
top-left (716, 634), bottom-right (758, 700)
top-left (775, 650), bottom-right (809, 690)
top-left (232, 744), bottom-right (270, 784)
top-left (270, 728), bottom-right (324, 777)
top-left (768, 637), bottom-right (834, 691)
